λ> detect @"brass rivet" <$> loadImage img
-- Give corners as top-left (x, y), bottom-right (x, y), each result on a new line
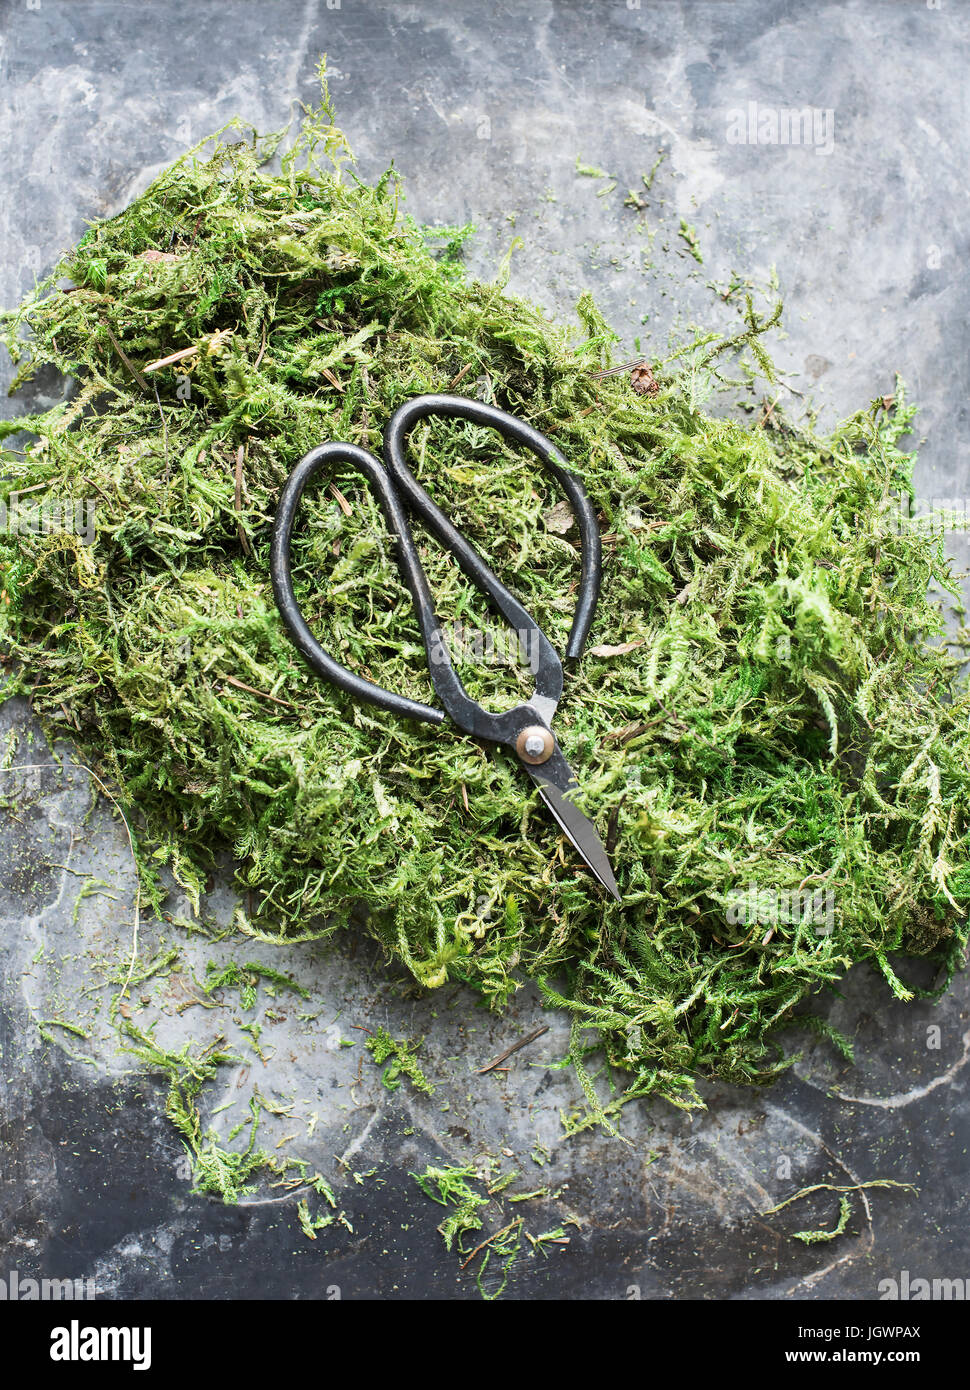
top-left (515, 724), bottom-right (554, 765)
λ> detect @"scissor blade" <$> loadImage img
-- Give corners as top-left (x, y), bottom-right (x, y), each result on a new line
top-left (528, 764), bottom-right (621, 902)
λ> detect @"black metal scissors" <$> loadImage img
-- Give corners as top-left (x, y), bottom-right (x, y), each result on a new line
top-left (270, 393), bottom-right (620, 900)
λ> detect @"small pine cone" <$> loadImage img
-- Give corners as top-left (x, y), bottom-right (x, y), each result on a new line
top-left (630, 363), bottom-right (659, 396)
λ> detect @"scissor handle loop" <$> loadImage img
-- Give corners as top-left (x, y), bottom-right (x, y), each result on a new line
top-left (271, 442), bottom-right (445, 726)
top-left (383, 395), bottom-right (601, 663)
top-left (270, 398), bottom-right (602, 740)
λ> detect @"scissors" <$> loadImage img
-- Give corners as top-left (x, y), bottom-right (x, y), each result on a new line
top-left (270, 393), bottom-right (620, 901)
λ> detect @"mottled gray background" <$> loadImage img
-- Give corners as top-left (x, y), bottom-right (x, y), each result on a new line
top-left (1, 0), bottom-right (968, 1301)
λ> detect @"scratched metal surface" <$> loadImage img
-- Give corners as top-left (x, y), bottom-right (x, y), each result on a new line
top-left (1, 0), bottom-right (968, 1300)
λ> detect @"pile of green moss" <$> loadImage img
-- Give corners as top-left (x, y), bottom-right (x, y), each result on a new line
top-left (2, 76), bottom-right (968, 1121)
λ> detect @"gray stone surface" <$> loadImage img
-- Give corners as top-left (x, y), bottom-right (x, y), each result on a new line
top-left (1, 0), bottom-right (968, 1300)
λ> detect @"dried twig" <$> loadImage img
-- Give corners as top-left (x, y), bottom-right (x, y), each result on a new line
top-left (143, 344), bottom-right (199, 374)
top-left (330, 483), bottom-right (352, 516)
top-left (222, 676), bottom-right (296, 710)
top-left (459, 1218), bottom-right (522, 1271)
top-left (587, 357), bottom-right (645, 379)
top-left (234, 443), bottom-right (251, 555)
top-left (100, 319), bottom-right (149, 391)
top-left (476, 1025), bottom-right (549, 1075)
top-left (254, 323), bottom-right (268, 369)
top-left (448, 362), bottom-right (474, 389)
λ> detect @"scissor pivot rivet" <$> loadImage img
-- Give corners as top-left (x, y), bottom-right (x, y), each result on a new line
top-left (516, 725), bottom-right (554, 765)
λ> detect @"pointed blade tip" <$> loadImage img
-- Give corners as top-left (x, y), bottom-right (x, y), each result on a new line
top-left (532, 769), bottom-right (622, 903)
top-left (599, 865), bottom-right (622, 903)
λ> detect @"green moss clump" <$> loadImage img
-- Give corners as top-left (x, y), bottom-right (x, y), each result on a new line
top-left (2, 72), bottom-right (968, 1118)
